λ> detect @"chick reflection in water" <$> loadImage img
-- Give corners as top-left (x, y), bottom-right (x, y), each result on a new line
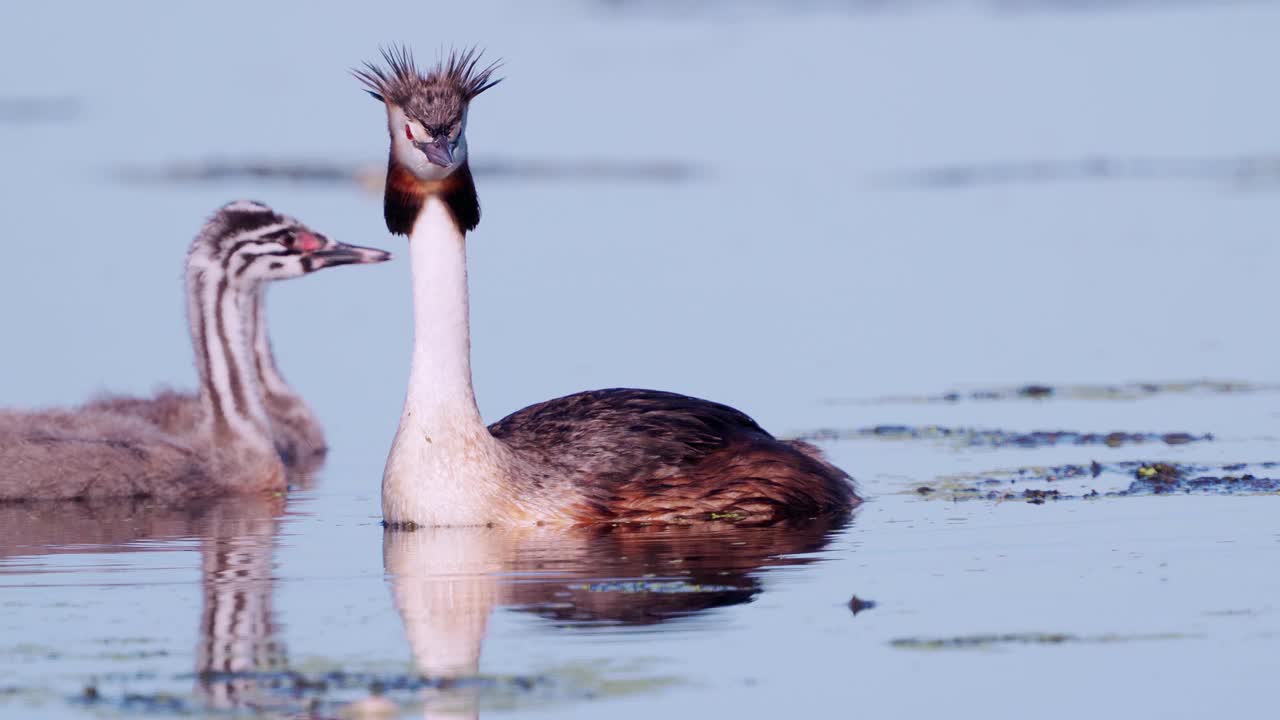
top-left (191, 496), bottom-right (289, 712)
top-left (374, 516), bottom-right (849, 716)
top-left (0, 495), bottom-right (291, 714)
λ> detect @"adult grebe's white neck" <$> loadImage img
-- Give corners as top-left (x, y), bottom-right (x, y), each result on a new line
top-left (383, 195), bottom-right (509, 527)
top-left (404, 196), bottom-right (482, 426)
top-left (187, 266), bottom-right (274, 457)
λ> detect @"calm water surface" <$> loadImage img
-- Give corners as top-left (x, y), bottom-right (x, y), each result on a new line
top-left (2, 1), bottom-right (1279, 718)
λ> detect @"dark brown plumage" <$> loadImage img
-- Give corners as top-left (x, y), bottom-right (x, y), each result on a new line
top-left (383, 160), bottom-right (480, 236)
top-left (489, 389), bottom-right (859, 523)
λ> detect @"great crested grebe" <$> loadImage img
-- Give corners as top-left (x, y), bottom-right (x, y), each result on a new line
top-left (357, 48), bottom-right (859, 528)
top-left (0, 201), bottom-right (389, 502)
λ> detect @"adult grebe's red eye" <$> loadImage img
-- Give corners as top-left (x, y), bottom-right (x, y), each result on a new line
top-left (405, 124), bottom-right (414, 141)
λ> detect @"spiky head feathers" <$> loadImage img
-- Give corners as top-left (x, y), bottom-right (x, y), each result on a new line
top-left (354, 46), bottom-right (501, 130)
top-left (356, 46), bottom-right (495, 234)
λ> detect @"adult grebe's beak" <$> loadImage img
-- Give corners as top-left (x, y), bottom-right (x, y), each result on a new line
top-left (419, 136), bottom-right (454, 167)
top-left (312, 242), bottom-right (392, 269)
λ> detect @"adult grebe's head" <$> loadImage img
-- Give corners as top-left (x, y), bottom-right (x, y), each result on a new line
top-left (190, 200), bottom-right (391, 284)
top-left (355, 46), bottom-right (501, 235)
top-left (355, 46), bottom-right (500, 180)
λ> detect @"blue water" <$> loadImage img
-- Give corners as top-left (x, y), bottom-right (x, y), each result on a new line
top-left (2, 1), bottom-right (1279, 717)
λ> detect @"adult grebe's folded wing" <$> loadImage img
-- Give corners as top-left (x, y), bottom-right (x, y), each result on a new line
top-left (490, 388), bottom-right (858, 522)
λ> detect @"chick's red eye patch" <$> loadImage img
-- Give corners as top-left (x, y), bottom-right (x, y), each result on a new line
top-left (295, 232), bottom-right (323, 253)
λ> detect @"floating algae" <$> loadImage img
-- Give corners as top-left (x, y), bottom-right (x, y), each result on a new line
top-left (913, 461), bottom-right (1280, 503)
top-left (795, 425), bottom-right (1209, 450)
top-left (890, 632), bottom-right (1192, 650)
top-left (72, 662), bottom-right (677, 717)
top-left (839, 379), bottom-right (1278, 406)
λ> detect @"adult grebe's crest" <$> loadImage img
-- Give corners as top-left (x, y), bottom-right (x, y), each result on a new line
top-left (356, 46), bottom-right (500, 236)
top-left (354, 46), bottom-right (502, 122)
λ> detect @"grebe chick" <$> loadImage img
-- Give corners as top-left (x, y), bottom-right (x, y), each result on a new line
top-left (357, 48), bottom-right (860, 527)
top-left (88, 242), bottom-right (346, 473)
top-left (0, 201), bottom-right (389, 502)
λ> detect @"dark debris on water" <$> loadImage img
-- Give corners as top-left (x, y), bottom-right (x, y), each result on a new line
top-left (72, 669), bottom-right (555, 717)
top-left (796, 425), bottom-right (1209, 449)
top-left (189, 668), bottom-right (550, 693)
top-left (914, 461), bottom-right (1280, 504)
top-left (847, 595), bottom-right (876, 616)
top-left (839, 379), bottom-right (1277, 406)
top-left (890, 631), bottom-right (1189, 650)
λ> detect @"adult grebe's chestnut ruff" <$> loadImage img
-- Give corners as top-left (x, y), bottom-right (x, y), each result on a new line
top-left (357, 47), bottom-right (860, 528)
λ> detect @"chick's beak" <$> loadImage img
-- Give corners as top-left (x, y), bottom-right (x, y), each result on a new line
top-left (420, 136), bottom-right (454, 167)
top-left (311, 242), bottom-right (392, 269)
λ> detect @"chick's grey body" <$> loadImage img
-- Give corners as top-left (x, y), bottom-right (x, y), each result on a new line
top-left (0, 409), bottom-right (209, 502)
top-left (86, 287), bottom-right (328, 474)
top-left (86, 378), bottom-right (324, 475)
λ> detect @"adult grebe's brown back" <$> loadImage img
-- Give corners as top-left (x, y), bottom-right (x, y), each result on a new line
top-left (357, 47), bottom-right (860, 528)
